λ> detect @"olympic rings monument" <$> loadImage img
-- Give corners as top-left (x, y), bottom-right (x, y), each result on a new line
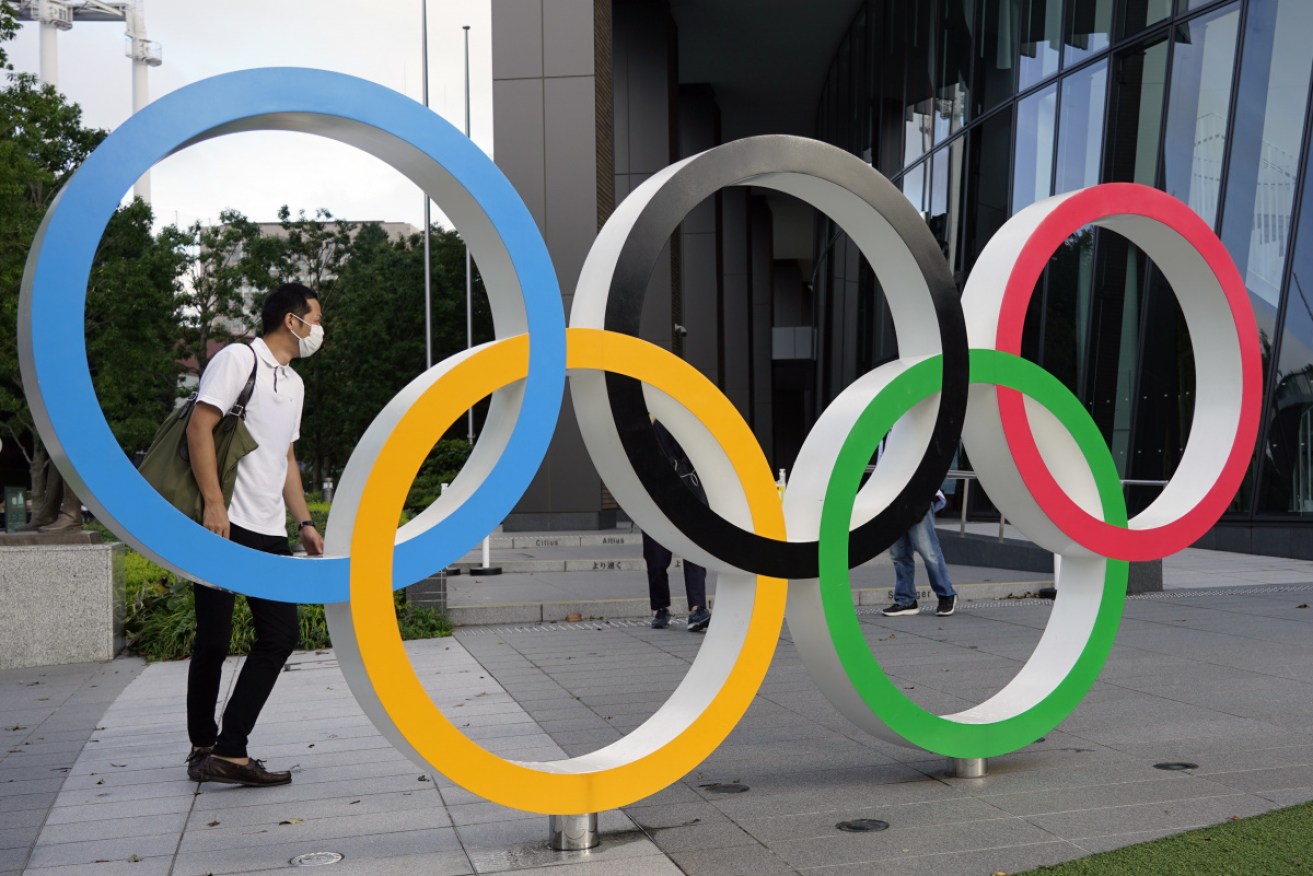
top-left (19, 69), bottom-right (1261, 849)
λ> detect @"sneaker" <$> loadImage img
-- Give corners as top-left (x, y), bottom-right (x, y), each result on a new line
top-left (185, 746), bottom-right (213, 782)
top-left (687, 607), bottom-right (711, 632)
top-left (881, 601), bottom-right (919, 617)
top-left (936, 595), bottom-right (957, 617)
top-left (194, 755), bottom-right (291, 787)
top-left (651, 608), bottom-right (670, 629)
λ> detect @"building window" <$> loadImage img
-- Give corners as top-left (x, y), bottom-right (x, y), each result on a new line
top-left (1160, 3), bottom-right (1240, 228)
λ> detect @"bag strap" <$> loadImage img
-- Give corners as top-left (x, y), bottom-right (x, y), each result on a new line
top-left (216, 344), bottom-right (259, 433)
top-left (227, 344), bottom-right (259, 420)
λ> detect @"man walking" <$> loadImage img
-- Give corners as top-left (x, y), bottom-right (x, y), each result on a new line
top-left (881, 489), bottom-right (957, 618)
top-left (185, 282), bottom-right (325, 787)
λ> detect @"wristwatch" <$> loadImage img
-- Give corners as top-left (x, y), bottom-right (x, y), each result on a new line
top-left (298, 520), bottom-right (316, 530)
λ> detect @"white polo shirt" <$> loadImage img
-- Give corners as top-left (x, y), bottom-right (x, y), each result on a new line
top-left (195, 338), bottom-right (305, 537)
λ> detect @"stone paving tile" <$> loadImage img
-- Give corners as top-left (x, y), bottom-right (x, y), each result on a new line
top-left (179, 805), bottom-right (452, 853)
top-left (986, 775), bottom-right (1243, 817)
top-left (666, 843), bottom-right (800, 876)
top-left (1022, 792), bottom-right (1277, 839)
top-left (31, 811), bottom-right (188, 846)
top-left (23, 855), bottom-right (174, 875)
top-left (229, 850), bottom-right (473, 876)
top-left (643, 819), bottom-right (759, 852)
top-left (26, 831), bottom-right (180, 869)
top-left (171, 826), bottom-right (462, 876)
top-left (800, 840), bottom-right (1081, 876)
top-left (734, 796), bottom-right (1011, 843)
top-left (769, 816), bottom-right (1057, 869)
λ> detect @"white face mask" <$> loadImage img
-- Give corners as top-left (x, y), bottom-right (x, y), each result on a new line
top-left (291, 313), bottom-right (324, 358)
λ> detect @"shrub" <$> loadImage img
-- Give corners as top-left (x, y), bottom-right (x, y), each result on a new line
top-left (123, 551), bottom-right (452, 662)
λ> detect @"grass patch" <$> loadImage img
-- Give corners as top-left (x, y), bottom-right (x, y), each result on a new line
top-left (123, 550), bottom-right (451, 662)
top-left (1016, 800), bottom-right (1313, 875)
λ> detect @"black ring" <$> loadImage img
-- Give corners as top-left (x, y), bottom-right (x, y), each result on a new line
top-left (603, 136), bottom-right (968, 579)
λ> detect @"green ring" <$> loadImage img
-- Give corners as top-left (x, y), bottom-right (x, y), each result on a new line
top-left (818, 349), bottom-right (1129, 757)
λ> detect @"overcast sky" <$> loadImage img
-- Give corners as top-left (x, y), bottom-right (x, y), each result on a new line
top-left (8, 0), bottom-right (492, 232)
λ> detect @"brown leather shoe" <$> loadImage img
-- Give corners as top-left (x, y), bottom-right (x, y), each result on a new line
top-left (195, 756), bottom-right (291, 787)
top-left (185, 746), bottom-right (213, 782)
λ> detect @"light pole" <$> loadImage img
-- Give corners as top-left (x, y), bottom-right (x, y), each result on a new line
top-left (421, 0), bottom-right (433, 370)
top-left (464, 24), bottom-right (475, 445)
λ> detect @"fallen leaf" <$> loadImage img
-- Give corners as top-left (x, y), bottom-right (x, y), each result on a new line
top-left (207, 820), bottom-right (220, 827)
top-left (96, 779), bottom-right (105, 785)
top-left (127, 854), bottom-right (142, 862)
top-left (307, 744), bottom-right (315, 749)
top-left (111, 763), bottom-right (126, 768)
top-left (418, 775), bottom-right (430, 782)
top-left (349, 800), bottom-right (360, 805)
top-left (279, 818), bottom-right (303, 826)
top-left (1298, 603), bottom-right (1309, 609)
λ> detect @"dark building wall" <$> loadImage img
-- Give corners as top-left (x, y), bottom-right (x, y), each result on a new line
top-left (492, 0), bottom-right (612, 530)
top-left (811, 0), bottom-right (1313, 554)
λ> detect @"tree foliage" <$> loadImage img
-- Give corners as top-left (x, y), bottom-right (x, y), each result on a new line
top-left (86, 200), bottom-right (190, 454)
top-left (287, 220), bottom-right (492, 487)
top-left (0, 18), bottom-right (496, 491)
top-left (0, 69), bottom-right (107, 467)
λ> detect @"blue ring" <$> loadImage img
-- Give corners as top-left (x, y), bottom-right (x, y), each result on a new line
top-left (20, 68), bottom-right (565, 603)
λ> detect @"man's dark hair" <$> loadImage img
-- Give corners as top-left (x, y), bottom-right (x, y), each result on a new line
top-left (261, 282), bottom-right (319, 335)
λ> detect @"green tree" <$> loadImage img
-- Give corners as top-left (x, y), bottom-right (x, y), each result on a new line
top-left (0, 70), bottom-right (106, 483)
top-left (0, 3), bottom-right (16, 71)
top-left (177, 209), bottom-right (266, 375)
top-left (289, 221), bottom-right (492, 487)
top-left (86, 199), bottom-right (191, 455)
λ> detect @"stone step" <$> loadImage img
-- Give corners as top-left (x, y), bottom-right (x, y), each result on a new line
top-left (446, 578), bottom-right (1054, 626)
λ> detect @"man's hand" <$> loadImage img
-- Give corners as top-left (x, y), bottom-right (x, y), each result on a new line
top-left (300, 524), bottom-right (324, 556)
top-left (202, 500), bottom-right (230, 539)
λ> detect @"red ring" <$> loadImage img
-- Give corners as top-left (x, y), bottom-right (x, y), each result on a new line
top-left (994, 184), bottom-right (1261, 561)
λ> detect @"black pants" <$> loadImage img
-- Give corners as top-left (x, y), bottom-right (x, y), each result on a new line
top-left (643, 531), bottom-right (707, 612)
top-left (187, 523), bottom-right (298, 758)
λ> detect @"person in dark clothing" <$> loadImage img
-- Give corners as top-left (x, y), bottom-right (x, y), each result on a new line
top-left (644, 420), bottom-right (712, 632)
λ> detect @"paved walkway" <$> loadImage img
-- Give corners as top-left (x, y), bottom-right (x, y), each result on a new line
top-left (3, 543), bottom-right (1313, 874)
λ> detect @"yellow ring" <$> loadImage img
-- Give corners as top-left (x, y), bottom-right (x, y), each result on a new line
top-left (347, 328), bottom-right (786, 813)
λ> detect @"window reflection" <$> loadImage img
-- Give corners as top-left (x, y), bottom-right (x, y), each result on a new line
top-left (1018, 0), bottom-right (1062, 90)
top-left (963, 113), bottom-right (1013, 274)
top-left (1161, 4), bottom-right (1239, 228)
top-left (1118, 0), bottom-right (1173, 39)
top-left (902, 160), bottom-right (928, 214)
top-left (973, 0), bottom-right (1019, 119)
top-left (1105, 37), bottom-right (1168, 185)
top-left (1219, 0), bottom-right (1313, 342)
top-left (1013, 84), bottom-right (1057, 212)
top-left (1258, 132), bottom-right (1313, 515)
top-left (929, 140), bottom-right (966, 269)
top-left (1063, 0), bottom-right (1112, 67)
top-left (1055, 60), bottom-right (1108, 194)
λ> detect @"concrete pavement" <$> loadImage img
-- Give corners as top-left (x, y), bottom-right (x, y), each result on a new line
top-left (3, 538), bottom-right (1313, 874)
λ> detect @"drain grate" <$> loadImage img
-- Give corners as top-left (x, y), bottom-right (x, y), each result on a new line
top-left (837, 819), bottom-right (889, 833)
top-left (290, 852), bottom-right (344, 867)
top-left (699, 782), bottom-right (749, 794)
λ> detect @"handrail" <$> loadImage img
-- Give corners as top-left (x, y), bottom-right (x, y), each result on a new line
top-left (862, 466), bottom-right (1170, 539)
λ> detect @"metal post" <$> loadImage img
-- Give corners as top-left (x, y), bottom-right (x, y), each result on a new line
top-left (421, 0), bottom-right (433, 370)
top-left (131, 58), bottom-right (150, 202)
top-left (39, 18), bottom-right (57, 87)
top-left (549, 813), bottom-right (598, 851)
top-left (959, 478), bottom-right (969, 536)
top-left (463, 24), bottom-right (475, 444)
top-left (952, 758), bottom-right (987, 778)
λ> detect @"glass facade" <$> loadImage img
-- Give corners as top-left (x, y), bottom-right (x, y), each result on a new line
top-left (812, 0), bottom-right (1313, 526)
